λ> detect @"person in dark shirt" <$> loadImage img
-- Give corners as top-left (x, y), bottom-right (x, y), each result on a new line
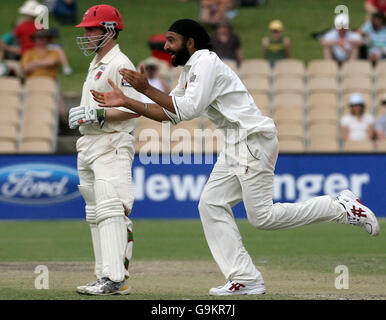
top-left (53, 0), bottom-right (78, 24)
top-left (210, 21), bottom-right (243, 67)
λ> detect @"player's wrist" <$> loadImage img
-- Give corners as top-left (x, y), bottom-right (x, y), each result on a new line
top-left (125, 96), bottom-right (136, 110)
top-left (123, 95), bottom-right (131, 108)
top-left (142, 84), bottom-right (151, 96)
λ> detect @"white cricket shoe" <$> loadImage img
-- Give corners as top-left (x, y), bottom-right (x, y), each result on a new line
top-left (209, 280), bottom-right (266, 296)
top-left (336, 189), bottom-right (380, 236)
top-left (76, 279), bottom-right (102, 294)
top-left (84, 277), bottom-right (131, 295)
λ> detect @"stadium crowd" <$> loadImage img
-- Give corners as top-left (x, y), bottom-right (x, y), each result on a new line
top-left (0, 0), bottom-right (386, 154)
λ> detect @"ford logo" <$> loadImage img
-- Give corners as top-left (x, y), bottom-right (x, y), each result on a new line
top-left (0, 163), bottom-right (80, 205)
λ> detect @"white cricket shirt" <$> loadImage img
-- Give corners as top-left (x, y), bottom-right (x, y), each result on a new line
top-left (163, 49), bottom-right (277, 144)
top-left (79, 44), bottom-right (140, 135)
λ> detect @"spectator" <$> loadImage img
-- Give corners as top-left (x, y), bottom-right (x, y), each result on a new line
top-left (21, 29), bottom-right (60, 79)
top-left (22, 29), bottom-right (69, 133)
top-left (200, 0), bottom-right (234, 25)
top-left (341, 93), bottom-right (375, 142)
top-left (210, 21), bottom-right (243, 67)
top-left (375, 94), bottom-right (386, 140)
top-left (0, 38), bottom-right (23, 78)
top-left (52, 0), bottom-right (78, 25)
top-left (360, 11), bottom-right (386, 64)
top-left (14, 0), bottom-right (44, 56)
top-left (148, 34), bottom-right (171, 66)
top-left (43, 0), bottom-right (57, 12)
top-left (0, 39), bottom-right (15, 78)
top-left (365, 0), bottom-right (386, 20)
top-left (47, 28), bottom-right (72, 75)
top-left (139, 57), bottom-right (170, 104)
top-left (262, 20), bottom-right (291, 66)
top-left (0, 22), bottom-right (24, 78)
top-left (1, 26), bottom-right (21, 61)
top-left (321, 14), bottom-right (362, 65)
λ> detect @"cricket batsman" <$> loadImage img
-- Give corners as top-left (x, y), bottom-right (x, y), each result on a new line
top-left (68, 4), bottom-right (140, 295)
top-left (91, 19), bottom-right (380, 296)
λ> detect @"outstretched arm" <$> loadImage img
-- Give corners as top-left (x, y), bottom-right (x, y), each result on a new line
top-left (105, 108), bottom-right (141, 121)
top-left (119, 65), bottom-right (176, 114)
top-left (91, 79), bottom-right (170, 122)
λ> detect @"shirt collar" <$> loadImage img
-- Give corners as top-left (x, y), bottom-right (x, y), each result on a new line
top-left (183, 49), bottom-right (209, 69)
top-left (90, 44), bottom-right (121, 69)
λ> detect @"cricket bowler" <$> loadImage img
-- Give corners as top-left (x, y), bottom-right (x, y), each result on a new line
top-left (91, 19), bottom-right (380, 296)
top-left (68, 4), bottom-right (140, 295)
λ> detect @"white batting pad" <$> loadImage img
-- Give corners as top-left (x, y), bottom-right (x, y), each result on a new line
top-left (93, 179), bottom-right (127, 281)
top-left (94, 179), bottom-right (125, 224)
top-left (98, 216), bottom-right (128, 282)
top-left (78, 185), bottom-right (103, 279)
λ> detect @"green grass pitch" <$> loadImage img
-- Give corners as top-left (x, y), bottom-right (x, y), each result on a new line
top-left (0, 219), bottom-right (385, 300)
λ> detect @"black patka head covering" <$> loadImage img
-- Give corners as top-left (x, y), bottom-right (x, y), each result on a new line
top-left (168, 19), bottom-right (211, 50)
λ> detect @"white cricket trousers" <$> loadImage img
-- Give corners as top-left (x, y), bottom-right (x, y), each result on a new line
top-left (77, 132), bottom-right (135, 281)
top-left (198, 133), bottom-right (347, 284)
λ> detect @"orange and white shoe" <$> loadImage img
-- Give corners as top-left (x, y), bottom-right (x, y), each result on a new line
top-left (209, 280), bottom-right (265, 296)
top-left (336, 189), bottom-right (380, 236)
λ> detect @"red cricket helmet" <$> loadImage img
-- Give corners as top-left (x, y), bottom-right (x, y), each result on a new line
top-left (76, 4), bottom-right (123, 31)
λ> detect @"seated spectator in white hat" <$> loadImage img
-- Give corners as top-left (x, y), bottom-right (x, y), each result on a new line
top-left (321, 13), bottom-right (362, 64)
top-left (341, 93), bottom-right (375, 141)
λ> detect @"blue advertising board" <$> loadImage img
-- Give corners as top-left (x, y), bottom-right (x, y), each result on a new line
top-left (0, 154), bottom-right (384, 219)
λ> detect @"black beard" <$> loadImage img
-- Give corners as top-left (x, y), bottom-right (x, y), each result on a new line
top-left (170, 44), bottom-right (190, 67)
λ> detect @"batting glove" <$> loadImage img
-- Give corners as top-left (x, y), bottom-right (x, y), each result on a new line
top-left (68, 105), bottom-right (106, 129)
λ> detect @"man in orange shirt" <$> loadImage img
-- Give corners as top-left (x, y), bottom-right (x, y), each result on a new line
top-left (21, 29), bottom-right (64, 130)
top-left (21, 29), bottom-right (60, 79)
